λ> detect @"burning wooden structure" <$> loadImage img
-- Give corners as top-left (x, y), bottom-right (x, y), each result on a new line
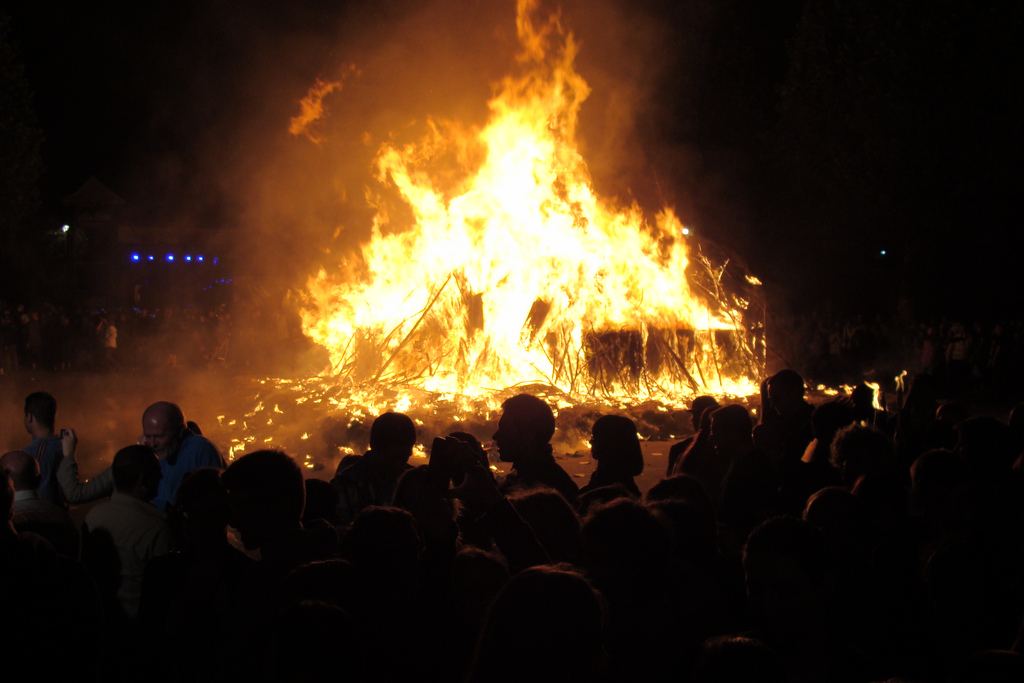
top-left (295, 0), bottom-right (763, 409)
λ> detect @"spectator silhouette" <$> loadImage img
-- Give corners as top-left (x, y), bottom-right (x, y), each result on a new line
top-left (468, 565), bottom-right (608, 683)
top-left (672, 397), bottom-right (718, 481)
top-left (579, 498), bottom-right (680, 681)
top-left (753, 369), bottom-right (814, 472)
top-left (780, 399), bottom-right (851, 514)
top-left (138, 467), bottom-right (250, 681)
top-left (712, 404), bottom-right (780, 550)
top-left (81, 444), bottom-right (172, 623)
top-left (830, 423), bottom-right (895, 488)
top-left (331, 411), bottom-right (416, 527)
top-left (580, 414), bottom-right (644, 498)
top-left (508, 486), bottom-right (581, 563)
top-left (1, 473), bottom-right (103, 681)
top-left (22, 390), bottom-right (66, 507)
top-left (340, 506), bottom-right (425, 681)
top-left (668, 395), bottom-right (718, 475)
top-left (221, 449), bottom-right (333, 681)
top-left (692, 635), bottom-right (786, 683)
top-left (743, 515), bottom-right (880, 682)
top-left (494, 393), bottom-right (579, 502)
top-left (1, 449), bottom-right (79, 558)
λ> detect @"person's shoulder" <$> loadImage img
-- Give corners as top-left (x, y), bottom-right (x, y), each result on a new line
top-left (332, 453), bottom-right (366, 481)
top-left (84, 499), bottom-right (115, 525)
top-left (180, 432), bottom-right (223, 463)
top-left (113, 493), bottom-right (169, 521)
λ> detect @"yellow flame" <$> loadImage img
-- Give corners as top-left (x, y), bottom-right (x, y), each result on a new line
top-left (298, 0), bottom-right (759, 409)
top-left (865, 381), bottom-right (883, 411)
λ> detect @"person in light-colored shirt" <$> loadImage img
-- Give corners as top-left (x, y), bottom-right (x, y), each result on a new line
top-left (82, 445), bottom-right (173, 621)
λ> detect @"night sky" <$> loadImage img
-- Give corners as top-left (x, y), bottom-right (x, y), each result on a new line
top-left (4, 0), bottom-right (1022, 319)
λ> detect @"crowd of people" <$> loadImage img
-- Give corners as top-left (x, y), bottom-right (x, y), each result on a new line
top-left (0, 301), bottom-right (305, 373)
top-left (769, 311), bottom-right (1024, 403)
top-left (4, 370), bottom-right (1024, 682)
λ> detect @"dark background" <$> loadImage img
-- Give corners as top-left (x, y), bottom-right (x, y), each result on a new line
top-left (3, 0), bottom-right (1021, 321)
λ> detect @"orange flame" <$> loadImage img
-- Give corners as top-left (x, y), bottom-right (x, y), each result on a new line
top-left (290, 66), bottom-right (359, 143)
top-left (297, 0), bottom-right (760, 408)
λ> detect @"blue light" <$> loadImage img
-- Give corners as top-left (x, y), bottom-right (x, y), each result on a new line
top-left (213, 257), bottom-right (219, 264)
top-left (131, 253), bottom-right (140, 262)
top-left (167, 254), bottom-right (174, 262)
top-left (198, 255), bottom-right (204, 262)
top-left (185, 255), bottom-right (192, 262)
top-left (148, 255), bottom-right (155, 261)
top-left (880, 250), bottom-right (887, 256)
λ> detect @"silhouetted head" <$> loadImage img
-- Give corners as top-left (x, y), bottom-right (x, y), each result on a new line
top-left (174, 467), bottom-right (230, 550)
top-left (340, 506), bottom-right (422, 593)
top-left (649, 498), bottom-right (718, 560)
top-left (142, 401), bottom-right (188, 462)
top-left (369, 412), bottom-right (416, 473)
top-left (493, 394), bottom-right (556, 465)
top-left (803, 486), bottom-right (872, 561)
top-left (393, 465), bottom-right (457, 541)
top-left (1, 450), bottom-right (40, 491)
top-left (470, 566), bottom-right (605, 683)
top-left (811, 400), bottom-right (855, 444)
top-left (509, 487), bottom-right (581, 564)
top-left (692, 635), bottom-right (786, 683)
top-left (850, 384), bottom-right (877, 421)
top-left (936, 402), bottom-right (970, 426)
top-left (830, 424), bottom-right (892, 487)
top-left (112, 444), bottom-right (162, 500)
top-left (580, 498), bottom-right (671, 594)
top-left (710, 404), bottom-right (754, 458)
top-left (303, 479), bottom-right (341, 527)
top-left (222, 449), bottom-right (305, 551)
top-left (645, 473), bottom-right (712, 507)
top-left (767, 370), bottom-right (806, 419)
top-left (688, 395), bottom-right (720, 431)
top-left (590, 414), bottom-right (644, 477)
top-left (24, 391), bottom-right (56, 435)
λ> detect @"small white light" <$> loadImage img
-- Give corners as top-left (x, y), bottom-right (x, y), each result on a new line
top-left (62, 225), bottom-right (70, 233)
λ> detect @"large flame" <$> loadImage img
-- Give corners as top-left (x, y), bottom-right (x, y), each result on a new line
top-left (298, 0), bottom-right (760, 408)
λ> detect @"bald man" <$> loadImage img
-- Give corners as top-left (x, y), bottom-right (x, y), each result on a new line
top-left (1, 450), bottom-right (79, 557)
top-left (59, 401), bottom-right (224, 511)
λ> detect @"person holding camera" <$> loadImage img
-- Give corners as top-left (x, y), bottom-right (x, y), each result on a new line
top-left (22, 391), bottom-right (67, 508)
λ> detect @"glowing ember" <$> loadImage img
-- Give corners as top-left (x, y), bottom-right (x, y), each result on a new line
top-left (296, 0), bottom-right (761, 412)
